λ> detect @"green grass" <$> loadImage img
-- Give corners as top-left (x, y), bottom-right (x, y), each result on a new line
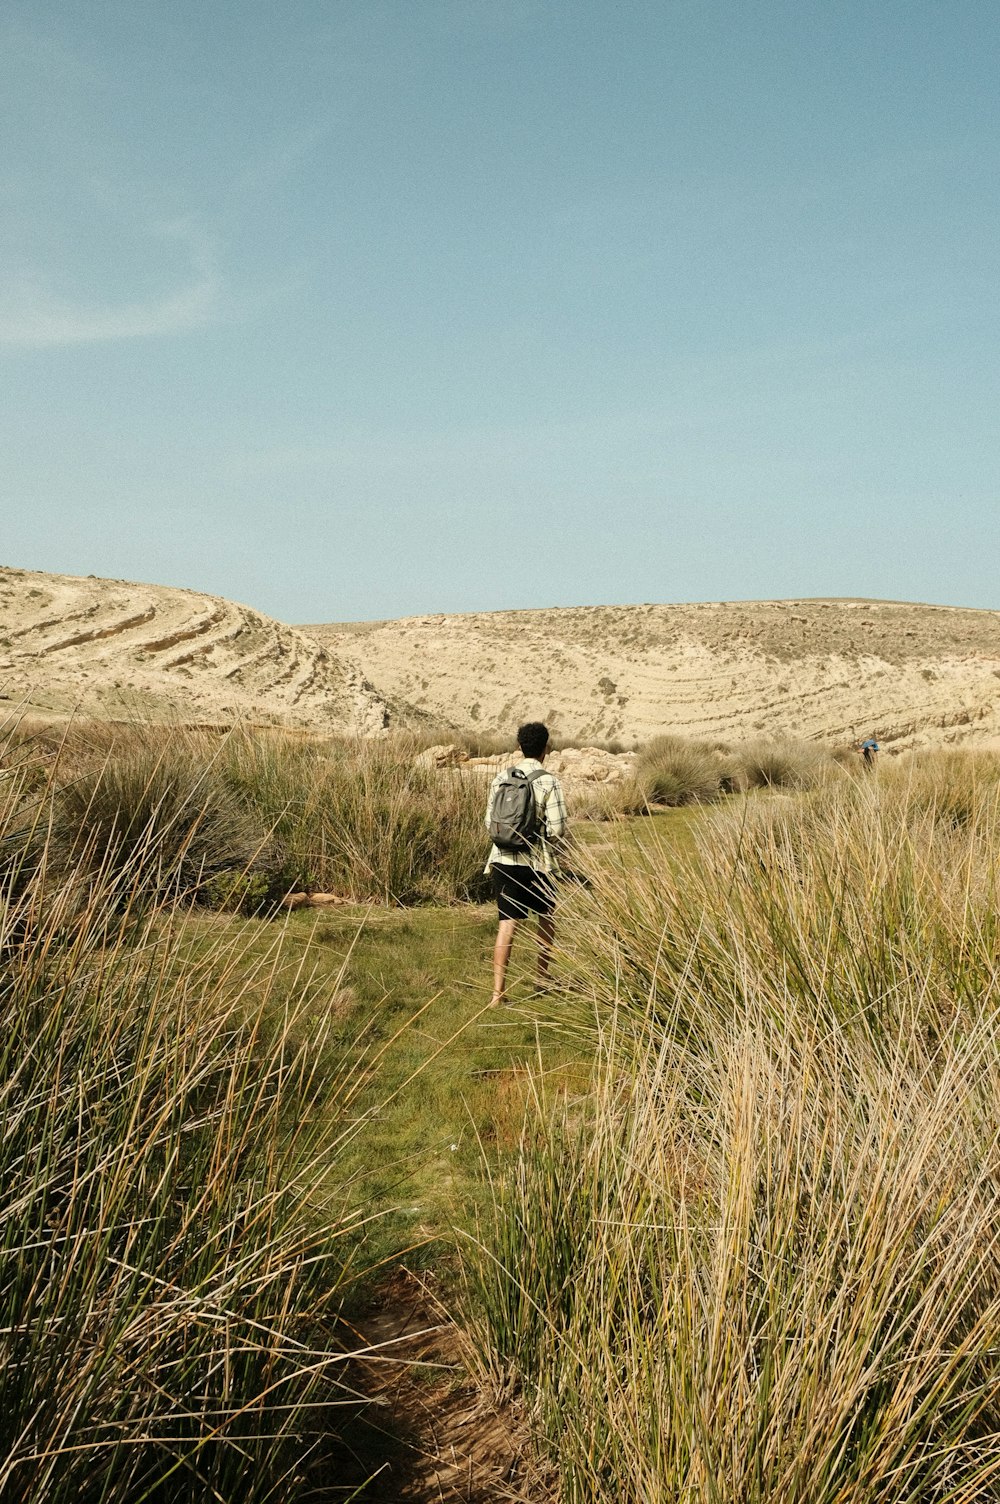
top-left (220, 808), bottom-right (715, 1294)
top-left (174, 899), bottom-right (589, 1284)
top-left (296, 809), bottom-right (715, 1260)
top-left (306, 808), bottom-right (713, 1259)
top-left (573, 803), bottom-right (707, 867)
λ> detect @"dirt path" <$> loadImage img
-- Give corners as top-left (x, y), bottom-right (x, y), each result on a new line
top-left (350, 1269), bottom-right (552, 1503)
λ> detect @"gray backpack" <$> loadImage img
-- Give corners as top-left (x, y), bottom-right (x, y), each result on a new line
top-left (489, 767), bottom-right (547, 852)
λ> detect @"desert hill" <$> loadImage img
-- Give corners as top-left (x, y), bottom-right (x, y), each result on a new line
top-left (308, 599), bottom-right (1000, 751)
top-left (3, 568), bottom-right (999, 750)
top-left (0, 566), bottom-right (389, 732)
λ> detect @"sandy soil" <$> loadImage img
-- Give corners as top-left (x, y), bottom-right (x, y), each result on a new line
top-left (309, 598), bottom-right (1000, 751)
top-left (0, 565), bottom-right (389, 732)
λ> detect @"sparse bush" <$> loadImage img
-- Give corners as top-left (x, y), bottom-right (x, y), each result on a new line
top-left (572, 733), bottom-right (840, 819)
top-left (549, 735), bottom-right (638, 755)
top-left (461, 730), bottom-right (518, 758)
top-left (392, 725), bottom-right (515, 759)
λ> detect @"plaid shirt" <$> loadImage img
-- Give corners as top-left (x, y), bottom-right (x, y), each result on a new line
top-left (484, 758), bottom-right (568, 876)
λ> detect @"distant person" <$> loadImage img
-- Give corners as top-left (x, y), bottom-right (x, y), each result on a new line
top-left (485, 721), bottom-right (568, 1007)
top-left (860, 736), bottom-right (880, 768)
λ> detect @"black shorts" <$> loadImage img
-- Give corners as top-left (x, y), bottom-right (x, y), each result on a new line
top-left (491, 864), bottom-right (556, 920)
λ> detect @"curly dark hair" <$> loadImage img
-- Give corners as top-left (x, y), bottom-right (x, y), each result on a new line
top-left (516, 722), bottom-right (550, 760)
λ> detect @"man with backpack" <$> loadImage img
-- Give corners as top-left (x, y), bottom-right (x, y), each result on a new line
top-left (485, 721), bottom-right (568, 1007)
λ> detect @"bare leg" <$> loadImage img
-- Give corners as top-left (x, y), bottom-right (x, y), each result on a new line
top-left (491, 918), bottom-right (518, 1006)
top-left (537, 914), bottom-right (555, 983)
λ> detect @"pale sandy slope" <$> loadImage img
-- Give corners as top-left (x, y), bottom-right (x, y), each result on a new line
top-left (0, 566), bottom-right (389, 732)
top-left (307, 599), bottom-right (1000, 750)
top-left (6, 569), bottom-right (999, 749)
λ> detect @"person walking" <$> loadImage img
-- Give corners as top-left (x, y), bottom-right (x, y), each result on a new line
top-left (484, 721), bottom-right (567, 1007)
top-left (860, 736), bottom-right (880, 769)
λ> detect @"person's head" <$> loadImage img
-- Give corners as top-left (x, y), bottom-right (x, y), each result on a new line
top-left (517, 721), bottom-right (550, 760)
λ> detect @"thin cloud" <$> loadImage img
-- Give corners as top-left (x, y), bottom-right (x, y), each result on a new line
top-left (0, 220), bottom-right (221, 348)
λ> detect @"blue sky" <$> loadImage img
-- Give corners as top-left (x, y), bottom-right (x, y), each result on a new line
top-left (2, 0), bottom-right (998, 621)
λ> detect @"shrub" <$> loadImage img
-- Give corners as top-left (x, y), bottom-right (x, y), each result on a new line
top-left (634, 735), bottom-right (722, 806)
top-left (467, 1021), bottom-right (1000, 1504)
top-left (28, 724), bottom-right (490, 909)
top-left (391, 726), bottom-right (515, 759)
top-left (308, 744), bottom-right (490, 904)
top-left (0, 748), bottom-right (49, 901)
top-left (200, 865), bottom-right (278, 914)
top-left (211, 729), bottom-right (326, 880)
top-left (883, 747), bottom-right (1000, 829)
top-left (55, 732), bottom-right (270, 900)
top-left (210, 730), bottom-right (492, 905)
top-left (729, 735), bottom-right (832, 790)
top-left (569, 778), bottom-right (644, 821)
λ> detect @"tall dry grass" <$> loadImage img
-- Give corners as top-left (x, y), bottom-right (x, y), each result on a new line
top-left (725, 735), bottom-right (834, 791)
top-left (0, 726), bottom-right (385, 1499)
top-left (209, 729), bottom-right (489, 904)
top-left (463, 751), bottom-right (1000, 1503)
top-left (5, 720), bottom-right (490, 907)
top-left (610, 733), bottom-right (839, 816)
top-left (630, 734), bottom-right (723, 807)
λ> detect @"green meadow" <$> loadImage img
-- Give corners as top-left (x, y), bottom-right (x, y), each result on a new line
top-left (5, 717), bottom-right (1000, 1501)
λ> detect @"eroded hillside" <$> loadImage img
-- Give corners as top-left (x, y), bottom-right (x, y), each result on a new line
top-left (0, 567), bottom-right (388, 732)
top-left (308, 599), bottom-right (1000, 750)
top-left (5, 570), bottom-right (998, 749)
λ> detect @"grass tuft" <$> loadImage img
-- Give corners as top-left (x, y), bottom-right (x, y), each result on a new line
top-left (632, 734), bottom-right (723, 806)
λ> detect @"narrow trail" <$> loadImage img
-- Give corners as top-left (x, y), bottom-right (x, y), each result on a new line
top-left (351, 1269), bottom-right (548, 1503)
top-left (285, 904), bottom-right (569, 1502)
